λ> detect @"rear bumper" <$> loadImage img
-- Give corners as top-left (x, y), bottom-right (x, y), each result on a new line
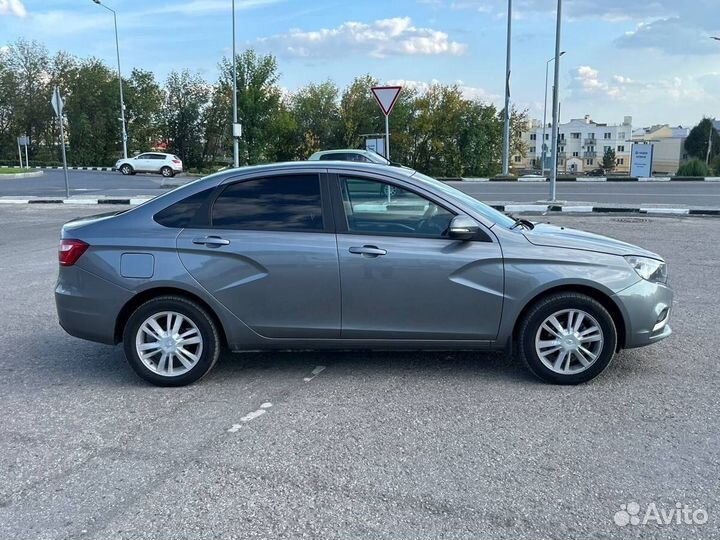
top-left (613, 279), bottom-right (673, 349)
top-left (55, 265), bottom-right (133, 345)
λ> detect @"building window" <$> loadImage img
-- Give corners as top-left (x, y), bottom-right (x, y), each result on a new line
top-left (586, 159), bottom-right (593, 165)
top-left (587, 146), bottom-right (595, 152)
top-left (560, 133), bottom-right (565, 140)
top-left (617, 158), bottom-right (624, 165)
top-left (514, 155), bottom-right (522, 163)
top-left (604, 132), bottom-right (611, 139)
top-left (545, 133), bottom-right (549, 140)
top-left (530, 134), bottom-right (537, 140)
top-left (571, 132), bottom-right (581, 139)
top-left (604, 145), bottom-right (611, 152)
top-left (618, 145), bottom-right (625, 152)
top-left (587, 133), bottom-right (595, 139)
top-left (572, 151), bottom-right (579, 157)
top-left (618, 132), bottom-right (626, 139)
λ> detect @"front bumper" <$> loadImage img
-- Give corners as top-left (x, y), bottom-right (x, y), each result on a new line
top-left (612, 279), bottom-right (673, 349)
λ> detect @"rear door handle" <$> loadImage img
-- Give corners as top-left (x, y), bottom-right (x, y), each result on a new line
top-left (193, 236), bottom-right (230, 247)
top-left (349, 245), bottom-right (387, 257)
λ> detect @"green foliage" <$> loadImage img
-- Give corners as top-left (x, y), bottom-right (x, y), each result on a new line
top-left (684, 118), bottom-right (719, 161)
top-left (602, 147), bottom-right (616, 170)
top-left (0, 38), bottom-right (529, 176)
top-left (676, 158), bottom-right (711, 177)
top-left (711, 154), bottom-right (720, 176)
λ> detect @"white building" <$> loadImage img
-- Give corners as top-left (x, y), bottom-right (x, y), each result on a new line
top-left (514, 115), bottom-right (633, 174)
top-left (631, 125), bottom-right (689, 175)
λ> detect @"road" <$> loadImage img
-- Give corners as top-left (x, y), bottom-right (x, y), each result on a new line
top-left (2, 169), bottom-right (720, 208)
top-left (0, 205), bottom-right (717, 539)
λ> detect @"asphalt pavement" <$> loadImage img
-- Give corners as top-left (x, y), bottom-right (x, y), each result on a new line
top-left (2, 169), bottom-right (720, 208)
top-left (0, 204), bottom-right (717, 539)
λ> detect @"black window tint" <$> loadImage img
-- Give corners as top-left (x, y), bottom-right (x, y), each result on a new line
top-left (154, 187), bottom-right (214, 228)
top-left (212, 174), bottom-right (324, 231)
top-left (319, 153), bottom-right (344, 161)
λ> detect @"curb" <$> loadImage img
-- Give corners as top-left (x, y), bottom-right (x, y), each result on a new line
top-left (0, 197), bottom-right (151, 205)
top-left (441, 176), bottom-right (720, 182)
top-left (0, 171), bottom-right (44, 179)
top-left (0, 165), bottom-right (115, 172)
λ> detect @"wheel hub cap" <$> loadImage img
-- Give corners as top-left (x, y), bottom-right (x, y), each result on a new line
top-left (135, 311), bottom-right (203, 377)
top-left (535, 308), bottom-right (604, 375)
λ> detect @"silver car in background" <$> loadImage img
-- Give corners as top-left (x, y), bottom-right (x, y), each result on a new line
top-left (55, 162), bottom-right (672, 386)
top-left (115, 152), bottom-right (183, 177)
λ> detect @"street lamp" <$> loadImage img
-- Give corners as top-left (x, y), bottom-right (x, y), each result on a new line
top-left (548, 0), bottom-right (563, 202)
top-left (231, 0), bottom-right (239, 168)
top-left (501, 0), bottom-right (512, 176)
top-left (92, 0), bottom-right (128, 159)
top-left (540, 50), bottom-right (565, 177)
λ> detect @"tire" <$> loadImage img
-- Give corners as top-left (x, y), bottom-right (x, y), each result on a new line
top-left (160, 166), bottom-right (174, 178)
top-left (122, 296), bottom-right (221, 387)
top-left (517, 292), bottom-right (617, 385)
top-left (120, 164), bottom-right (133, 176)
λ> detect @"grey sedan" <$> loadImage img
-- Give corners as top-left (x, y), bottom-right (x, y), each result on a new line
top-left (55, 162), bottom-right (672, 386)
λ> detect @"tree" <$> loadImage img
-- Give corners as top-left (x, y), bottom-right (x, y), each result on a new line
top-left (602, 147), bottom-right (616, 170)
top-left (125, 69), bottom-right (163, 154)
top-left (339, 75), bottom-right (383, 149)
top-left (684, 118), bottom-right (720, 162)
top-left (161, 69), bottom-right (209, 168)
top-left (291, 80), bottom-right (342, 158)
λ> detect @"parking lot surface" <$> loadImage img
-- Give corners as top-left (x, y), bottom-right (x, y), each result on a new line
top-left (0, 205), bottom-right (717, 539)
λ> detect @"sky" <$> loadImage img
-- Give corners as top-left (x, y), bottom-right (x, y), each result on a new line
top-left (1, 0), bottom-right (719, 128)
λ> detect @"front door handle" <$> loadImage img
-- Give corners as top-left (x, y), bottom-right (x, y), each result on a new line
top-left (193, 236), bottom-right (230, 247)
top-left (349, 245), bottom-right (387, 257)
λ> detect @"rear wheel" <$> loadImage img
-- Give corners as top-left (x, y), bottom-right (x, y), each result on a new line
top-left (120, 164), bottom-right (133, 175)
top-left (517, 292), bottom-right (617, 384)
top-left (160, 166), bottom-right (174, 178)
top-left (123, 296), bottom-right (220, 386)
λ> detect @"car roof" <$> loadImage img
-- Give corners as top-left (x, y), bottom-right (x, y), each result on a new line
top-left (213, 160), bottom-right (413, 179)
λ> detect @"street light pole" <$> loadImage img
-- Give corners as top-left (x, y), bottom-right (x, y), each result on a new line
top-left (232, 0), bottom-right (239, 168)
top-left (549, 0), bottom-right (563, 202)
top-left (501, 0), bottom-right (512, 176)
top-left (93, 0), bottom-right (128, 159)
top-left (541, 51), bottom-right (565, 177)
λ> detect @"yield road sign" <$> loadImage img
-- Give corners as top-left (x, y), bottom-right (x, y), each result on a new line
top-left (371, 86), bottom-right (402, 116)
top-left (51, 86), bottom-right (64, 117)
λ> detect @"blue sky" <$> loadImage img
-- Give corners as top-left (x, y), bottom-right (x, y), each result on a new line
top-left (2, 0), bottom-right (718, 128)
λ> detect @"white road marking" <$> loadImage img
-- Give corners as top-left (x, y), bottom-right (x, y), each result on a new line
top-left (227, 402), bottom-right (273, 432)
top-left (640, 207), bottom-right (689, 215)
top-left (561, 206), bottom-right (594, 213)
top-left (303, 365), bottom-right (326, 382)
top-left (505, 204), bottom-right (548, 213)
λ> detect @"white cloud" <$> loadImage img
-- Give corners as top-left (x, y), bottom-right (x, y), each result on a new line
top-left (387, 78), bottom-right (501, 104)
top-left (0, 0), bottom-right (27, 17)
top-left (149, 0), bottom-right (284, 16)
top-left (616, 16), bottom-right (720, 56)
top-left (258, 17), bottom-right (467, 58)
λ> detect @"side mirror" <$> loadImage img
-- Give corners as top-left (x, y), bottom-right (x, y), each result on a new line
top-left (448, 215), bottom-right (480, 240)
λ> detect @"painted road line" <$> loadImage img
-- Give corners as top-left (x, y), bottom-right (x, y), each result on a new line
top-left (0, 199), bottom-right (29, 204)
top-left (639, 176), bottom-right (671, 182)
top-left (504, 204), bottom-right (548, 213)
top-left (227, 402), bottom-right (274, 433)
top-left (576, 177), bottom-right (607, 182)
top-left (561, 206), bottom-right (594, 213)
top-left (462, 177), bottom-right (490, 182)
top-left (63, 199), bottom-right (99, 205)
top-left (640, 207), bottom-right (690, 215)
top-left (304, 365), bottom-right (326, 382)
top-left (129, 197), bottom-right (153, 205)
top-left (518, 177), bottom-right (546, 182)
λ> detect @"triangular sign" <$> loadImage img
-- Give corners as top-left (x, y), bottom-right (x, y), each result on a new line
top-left (51, 86), bottom-right (64, 117)
top-left (371, 86), bottom-right (402, 116)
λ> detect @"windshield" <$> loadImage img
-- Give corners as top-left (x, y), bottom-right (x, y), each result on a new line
top-left (410, 172), bottom-right (517, 228)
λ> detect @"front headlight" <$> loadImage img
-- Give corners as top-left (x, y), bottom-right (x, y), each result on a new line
top-left (624, 255), bottom-right (667, 283)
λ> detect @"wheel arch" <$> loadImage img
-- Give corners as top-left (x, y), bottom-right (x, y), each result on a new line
top-left (114, 286), bottom-right (228, 347)
top-left (510, 283), bottom-right (628, 352)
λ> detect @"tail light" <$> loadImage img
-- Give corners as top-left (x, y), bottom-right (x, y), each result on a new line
top-left (59, 239), bottom-right (89, 266)
top-left (172, 159), bottom-right (182, 165)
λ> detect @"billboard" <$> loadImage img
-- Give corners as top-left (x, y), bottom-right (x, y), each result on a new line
top-left (365, 137), bottom-right (386, 158)
top-left (630, 144), bottom-right (654, 177)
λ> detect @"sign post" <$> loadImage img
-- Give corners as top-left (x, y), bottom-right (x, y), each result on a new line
top-left (630, 143), bottom-right (653, 178)
top-left (51, 86), bottom-right (70, 199)
top-left (16, 137), bottom-right (24, 168)
top-left (371, 86), bottom-right (402, 161)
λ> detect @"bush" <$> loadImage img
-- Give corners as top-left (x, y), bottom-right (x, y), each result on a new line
top-left (676, 158), bottom-right (711, 177)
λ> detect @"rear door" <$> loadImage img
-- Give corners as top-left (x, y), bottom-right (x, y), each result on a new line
top-left (133, 153), bottom-right (152, 172)
top-left (176, 170), bottom-right (341, 338)
top-left (330, 172), bottom-right (504, 340)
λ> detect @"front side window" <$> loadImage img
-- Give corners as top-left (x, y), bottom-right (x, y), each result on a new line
top-left (340, 177), bottom-right (454, 237)
top-left (212, 174), bottom-right (324, 231)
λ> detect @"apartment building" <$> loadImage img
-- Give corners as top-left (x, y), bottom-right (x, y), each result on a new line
top-left (514, 115), bottom-right (633, 174)
top-left (631, 124), bottom-right (690, 175)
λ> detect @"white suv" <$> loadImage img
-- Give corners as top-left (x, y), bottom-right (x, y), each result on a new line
top-left (115, 152), bottom-right (183, 177)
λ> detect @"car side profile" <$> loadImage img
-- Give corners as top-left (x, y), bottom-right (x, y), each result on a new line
top-left (115, 152), bottom-right (183, 177)
top-left (55, 162), bottom-right (672, 386)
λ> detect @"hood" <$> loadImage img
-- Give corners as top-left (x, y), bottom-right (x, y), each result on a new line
top-left (522, 223), bottom-right (662, 259)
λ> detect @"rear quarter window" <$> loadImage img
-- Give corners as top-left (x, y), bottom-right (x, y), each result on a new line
top-left (154, 188), bottom-right (214, 228)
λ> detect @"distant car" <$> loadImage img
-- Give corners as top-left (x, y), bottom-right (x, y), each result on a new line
top-left (309, 149), bottom-right (390, 165)
top-left (115, 152), bottom-right (183, 178)
top-left (586, 168), bottom-right (606, 177)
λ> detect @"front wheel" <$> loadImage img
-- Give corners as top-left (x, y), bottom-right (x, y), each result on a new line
top-left (160, 166), bottom-right (174, 178)
top-left (123, 296), bottom-right (220, 386)
top-left (517, 293), bottom-right (617, 384)
top-left (120, 164), bottom-right (133, 175)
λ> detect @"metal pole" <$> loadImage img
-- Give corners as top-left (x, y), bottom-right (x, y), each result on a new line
top-left (24, 144), bottom-right (29, 169)
top-left (549, 0), bottom-right (562, 201)
top-left (18, 140), bottom-right (23, 168)
top-left (232, 0), bottom-right (239, 168)
top-left (111, 9), bottom-right (128, 159)
top-left (706, 119), bottom-right (713, 164)
top-left (385, 115), bottom-right (390, 161)
top-left (58, 115), bottom-right (70, 199)
top-left (501, 0), bottom-right (512, 175)
top-left (541, 61), bottom-right (549, 176)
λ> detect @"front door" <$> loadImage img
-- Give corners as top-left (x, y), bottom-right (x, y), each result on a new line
top-left (177, 172), bottom-right (340, 338)
top-left (332, 174), bottom-right (504, 340)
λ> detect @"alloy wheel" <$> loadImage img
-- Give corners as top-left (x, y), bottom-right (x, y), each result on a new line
top-left (534, 308), bottom-right (604, 375)
top-left (135, 311), bottom-right (203, 376)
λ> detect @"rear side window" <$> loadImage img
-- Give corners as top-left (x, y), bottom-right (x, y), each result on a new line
top-left (154, 188), bottom-right (214, 228)
top-left (319, 153), bottom-right (344, 161)
top-left (211, 174), bottom-right (324, 231)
